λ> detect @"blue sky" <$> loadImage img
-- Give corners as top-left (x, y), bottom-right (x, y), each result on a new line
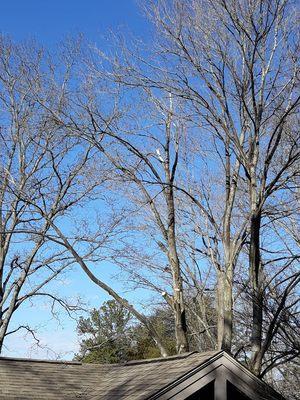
top-left (1, 0), bottom-right (155, 360)
top-left (0, 0), bottom-right (148, 44)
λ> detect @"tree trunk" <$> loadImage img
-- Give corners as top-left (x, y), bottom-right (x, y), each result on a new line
top-left (249, 210), bottom-right (263, 375)
top-left (219, 131), bottom-right (238, 354)
top-left (222, 262), bottom-right (233, 353)
top-left (0, 284), bottom-right (22, 353)
top-left (216, 263), bottom-right (233, 353)
top-left (166, 188), bottom-right (189, 353)
top-left (163, 111), bottom-right (189, 354)
top-left (216, 270), bottom-right (225, 350)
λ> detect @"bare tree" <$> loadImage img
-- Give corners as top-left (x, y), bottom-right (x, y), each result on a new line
top-left (51, 80), bottom-right (190, 352)
top-left (11, 41), bottom-right (172, 357)
top-left (86, 0), bottom-right (300, 374)
top-left (3, 0), bottom-right (298, 379)
top-left (0, 36), bottom-right (99, 351)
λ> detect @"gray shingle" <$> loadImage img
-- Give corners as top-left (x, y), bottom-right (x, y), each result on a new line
top-left (0, 351), bottom-right (218, 399)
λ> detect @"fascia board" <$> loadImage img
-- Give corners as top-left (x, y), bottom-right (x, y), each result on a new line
top-left (147, 352), bottom-right (285, 400)
top-left (148, 352), bottom-right (224, 399)
top-left (221, 353), bottom-right (285, 400)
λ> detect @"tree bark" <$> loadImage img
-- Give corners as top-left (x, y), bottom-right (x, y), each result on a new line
top-left (165, 181), bottom-right (189, 353)
top-left (216, 270), bottom-right (225, 350)
top-left (163, 111), bottom-right (189, 354)
top-left (249, 209), bottom-right (263, 375)
top-left (222, 263), bottom-right (233, 353)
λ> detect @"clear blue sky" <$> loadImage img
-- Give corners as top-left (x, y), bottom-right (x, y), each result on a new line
top-left (1, 0), bottom-right (154, 360)
top-left (0, 0), bottom-right (148, 44)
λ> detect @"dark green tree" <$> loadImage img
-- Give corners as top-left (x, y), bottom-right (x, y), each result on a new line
top-left (76, 300), bottom-right (133, 363)
top-left (76, 300), bottom-right (176, 364)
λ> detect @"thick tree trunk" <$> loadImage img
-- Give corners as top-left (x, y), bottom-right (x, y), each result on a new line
top-left (0, 306), bottom-right (4, 352)
top-left (222, 262), bottom-right (233, 353)
top-left (0, 284), bottom-right (22, 354)
top-left (166, 187), bottom-right (189, 353)
top-left (249, 210), bottom-right (263, 375)
top-left (0, 332), bottom-right (3, 353)
top-left (219, 136), bottom-right (236, 354)
top-left (173, 297), bottom-right (188, 354)
top-left (0, 236), bottom-right (5, 353)
top-left (216, 264), bottom-right (233, 353)
top-left (216, 270), bottom-right (225, 350)
top-left (163, 112), bottom-right (189, 354)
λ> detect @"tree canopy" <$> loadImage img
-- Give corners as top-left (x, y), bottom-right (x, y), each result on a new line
top-left (76, 300), bottom-right (176, 363)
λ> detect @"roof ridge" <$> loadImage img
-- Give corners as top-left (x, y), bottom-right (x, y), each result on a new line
top-left (0, 350), bottom-right (220, 367)
top-left (0, 356), bottom-right (81, 365)
top-left (123, 351), bottom-right (202, 366)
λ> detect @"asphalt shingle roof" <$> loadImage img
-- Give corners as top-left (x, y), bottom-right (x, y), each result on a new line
top-left (0, 351), bottom-right (219, 400)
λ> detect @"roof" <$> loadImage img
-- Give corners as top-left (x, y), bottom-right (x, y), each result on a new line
top-left (0, 351), bottom-right (217, 400)
top-left (0, 351), bottom-right (285, 400)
